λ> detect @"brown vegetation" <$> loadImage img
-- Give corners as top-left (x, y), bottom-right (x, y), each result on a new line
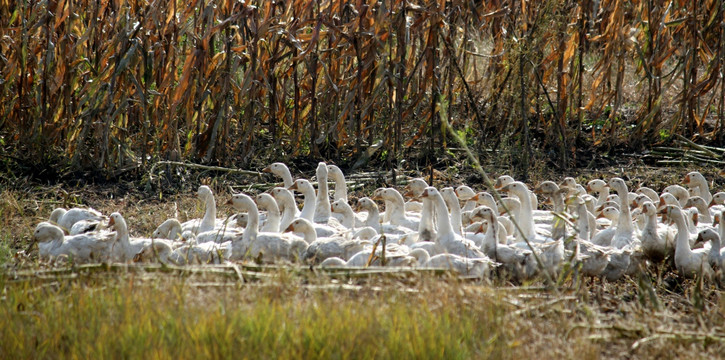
top-left (1, 0), bottom-right (724, 178)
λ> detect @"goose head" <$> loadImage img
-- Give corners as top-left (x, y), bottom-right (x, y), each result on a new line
top-left (284, 218), bottom-right (314, 233)
top-left (404, 178), bottom-right (429, 198)
top-left (640, 201), bottom-right (657, 217)
top-left (587, 179), bottom-right (607, 194)
top-left (596, 206), bottom-right (620, 222)
top-left (263, 162), bottom-right (289, 176)
top-left (534, 181), bottom-right (559, 197)
top-left (455, 185), bottom-right (477, 200)
top-left (494, 175), bottom-right (515, 190)
top-left (229, 193), bottom-right (255, 212)
top-left (710, 192), bottom-right (725, 207)
top-left (34, 222), bottom-right (64, 243)
top-left (330, 199), bottom-right (348, 213)
top-left (607, 177), bottom-right (628, 196)
top-left (197, 185), bottom-right (213, 200)
top-left (559, 177), bottom-right (578, 190)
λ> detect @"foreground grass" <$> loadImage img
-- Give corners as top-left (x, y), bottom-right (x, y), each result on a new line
top-left (1, 272), bottom-right (524, 359)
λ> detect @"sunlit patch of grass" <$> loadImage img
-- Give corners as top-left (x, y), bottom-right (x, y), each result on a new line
top-left (0, 275), bottom-right (517, 359)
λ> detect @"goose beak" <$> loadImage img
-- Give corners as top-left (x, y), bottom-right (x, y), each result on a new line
top-left (714, 216), bottom-right (720, 226)
top-left (262, 166), bottom-right (272, 173)
top-left (709, 199), bottom-right (717, 208)
top-left (288, 183), bottom-right (298, 191)
top-left (421, 189), bottom-right (430, 198)
top-left (683, 174), bottom-right (690, 184)
top-left (585, 184), bottom-right (592, 192)
top-left (471, 193), bottom-right (480, 201)
top-left (108, 217), bottom-right (116, 227)
top-left (403, 190), bottom-right (415, 198)
top-left (226, 198), bottom-right (234, 205)
top-left (284, 224), bottom-right (294, 232)
top-left (719, 169), bottom-right (725, 177)
top-left (596, 213), bottom-right (605, 220)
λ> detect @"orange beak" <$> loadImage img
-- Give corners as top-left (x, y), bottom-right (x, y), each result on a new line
top-left (108, 217), bottom-right (116, 227)
top-left (288, 183), bottom-right (298, 191)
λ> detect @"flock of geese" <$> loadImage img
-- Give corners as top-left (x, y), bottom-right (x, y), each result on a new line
top-left (31, 163), bottom-right (725, 281)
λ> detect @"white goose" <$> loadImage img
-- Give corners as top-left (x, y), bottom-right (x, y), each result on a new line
top-left (49, 207), bottom-right (106, 234)
top-left (229, 193), bottom-right (308, 263)
top-left (270, 187), bottom-right (300, 231)
top-left (403, 178), bottom-right (429, 212)
top-left (33, 222), bottom-right (115, 263)
top-left (608, 178), bottom-right (636, 249)
top-left (180, 185), bottom-right (227, 235)
top-left (109, 212), bottom-right (175, 263)
top-left (684, 171), bottom-right (711, 204)
top-left (313, 162), bottom-right (333, 224)
top-left (373, 188), bottom-right (420, 231)
top-left (326, 164), bottom-right (348, 202)
top-left (262, 162), bottom-right (294, 188)
top-left (663, 185), bottom-right (690, 208)
top-left (256, 193), bottom-right (281, 232)
top-left (639, 201), bottom-right (674, 263)
top-left (635, 186), bottom-right (660, 207)
top-left (659, 205), bottom-right (713, 279)
top-left (410, 248), bottom-right (497, 278)
top-left (587, 179), bottom-right (609, 207)
top-left (287, 218), bottom-right (367, 264)
top-left (495, 175), bottom-right (539, 209)
top-left (422, 187), bottom-right (489, 259)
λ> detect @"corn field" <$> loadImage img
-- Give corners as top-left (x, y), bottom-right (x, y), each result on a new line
top-left (1, 0), bottom-right (724, 176)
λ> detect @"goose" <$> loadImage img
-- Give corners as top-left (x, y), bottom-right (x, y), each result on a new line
top-left (455, 185), bottom-right (478, 212)
top-left (154, 217), bottom-right (239, 244)
top-left (421, 187), bottom-right (490, 259)
top-left (286, 218), bottom-right (367, 264)
top-left (180, 185), bottom-right (226, 235)
top-left (587, 179), bottom-right (609, 207)
top-left (498, 182), bottom-right (543, 242)
top-left (320, 240), bottom-right (416, 267)
top-left (471, 206), bottom-right (532, 278)
top-left (256, 193), bottom-right (281, 232)
top-left (229, 193), bottom-right (308, 263)
top-left (659, 205), bottom-right (713, 279)
top-left (684, 196), bottom-right (713, 224)
top-left (572, 198), bottom-right (611, 278)
top-left (663, 185), bottom-right (690, 208)
top-left (684, 171), bottom-right (712, 204)
top-left (608, 178), bottom-right (636, 249)
top-left (635, 186), bottom-right (660, 206)
top-left (108, 212), bottom-right (177, 262)
top-left (133, 241), bottom-right (186, 265)
top-left (403, 178), bottom-right (429, 212)
top-left (639, 201), bottom-right (674, 262)
top-left (441, 187), bottom-right (485, 242)
top-left (152, 219), bottom-right (183, 240)
top-left (356, 197), bottom-right (412, 236)
top-left (327, 164), bottom-right (348, 202)
top-left (330, 199), bottom-right (365, 229)
top-left (262, 162), bottom-right (294, 188)
top-left (170, 240), bottom-right (231, 264)
top-left (49, 207), bottom-right (106, 234)
top-left (534, 181), bottom-right (569, 240)
top-left (372, 188), bottom-right (420, 231)
top-left (33, 222), bottom-right (115, 263)
top-left (409, 248), bottom-right (497, 278)
top-left (270, 187), bottom-right (300, 230)
top-left (469, 208), bottom-right (508, 245)
top-left (68, 218), bottom-right (106, 235)
top-left (560, 177), bottom-right (586, 197)
top-left (471, 192), bottom-right (515, 236)
top-left (313, 162), bottom-right (333, 224)
top-left (694, 228), bottom-right (725, 270)
top-left (494, 175), bottom-right (539, 209)
top-left (288, 179), bottom-right (317, 223)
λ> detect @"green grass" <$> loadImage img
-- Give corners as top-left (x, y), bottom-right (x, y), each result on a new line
top-left (1, 274), bottom-right (515, 359)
